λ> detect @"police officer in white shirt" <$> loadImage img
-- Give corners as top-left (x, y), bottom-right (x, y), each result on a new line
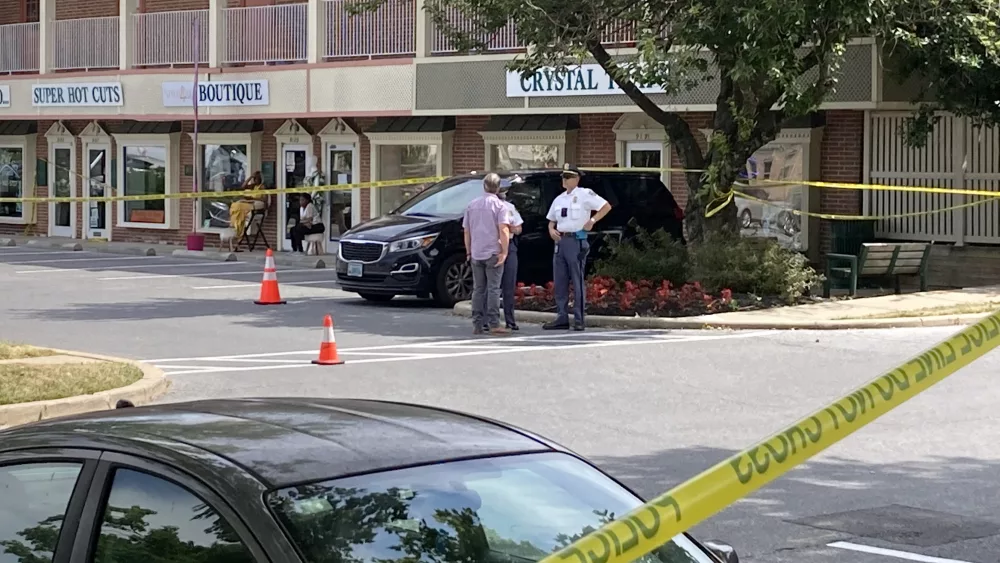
top-left (543, 164), bottom-right (612, 331)
top-left (499, 186), bottom-right (524, 330)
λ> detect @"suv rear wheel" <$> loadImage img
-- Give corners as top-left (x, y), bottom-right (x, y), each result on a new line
top-left (434, 253), bottom-right (473, 307)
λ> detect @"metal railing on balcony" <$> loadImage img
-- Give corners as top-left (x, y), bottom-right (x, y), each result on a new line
top-left (430, 15), bottom-right (639, 55)
top-left (53, 16), bottom-right (120, 70)
top-left (131, 9), bottom-right (209, 67)
top-left (0, 22), bottom-right (39, 73)
top-left (323, 0), bottom-right (415, 59)
top-left (224, 3), bottom-right (307, 65)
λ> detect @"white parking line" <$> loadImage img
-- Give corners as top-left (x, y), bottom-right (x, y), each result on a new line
top-left (17, 261), bottom-right (258, 274)
top-left (150, 331), bottom-right (770, 375)
top-left (99, 268), bottom-right (323, 281)
top-left (140, 329), bottom-right (690, 363)
top-left (0, 250), bottom-right (94, 257)
top-left (192, 280), bottom-right (341, 289)
top-left (828, 541), bottom-right (977, 563)
top-left (6, 255), bottom-right (163, 265)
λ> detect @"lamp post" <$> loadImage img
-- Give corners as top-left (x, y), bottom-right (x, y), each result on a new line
top-left (186, 16), bottom-right (206, 251)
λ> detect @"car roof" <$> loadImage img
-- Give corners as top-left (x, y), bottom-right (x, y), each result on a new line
top-left (453, 169), bottom-right (666, 180)
top-left (0, 398), bottom-right (559, 488)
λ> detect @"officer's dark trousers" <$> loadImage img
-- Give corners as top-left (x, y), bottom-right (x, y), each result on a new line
top-left (553, 235), bottom-right (589, 326)
top-left (501, 240), bottom-right (518, 326)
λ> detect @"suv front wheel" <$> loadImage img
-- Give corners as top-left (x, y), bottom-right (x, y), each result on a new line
top-left (434, 253), bottom-right (473, 307)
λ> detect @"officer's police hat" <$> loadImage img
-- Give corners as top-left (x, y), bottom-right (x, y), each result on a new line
top-left (561, 163), bottom-right (582, 177)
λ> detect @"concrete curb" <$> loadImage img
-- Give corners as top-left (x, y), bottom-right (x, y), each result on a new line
top-left (25, 239), bottom-right (82, 251)
top-left (451, 301), bottom-right (984, 330)
top-left (0, 238), bottom-right (15, 247)
top-left (0, 349), bottom-right (170, 429)
top-left (172, 249), bottom-right (237, 262)
top-left (88, 244), bottom-right (157, 256)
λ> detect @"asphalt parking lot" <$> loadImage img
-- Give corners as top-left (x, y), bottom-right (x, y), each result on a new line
top-left (2, 244), bottom-right (1000, 563)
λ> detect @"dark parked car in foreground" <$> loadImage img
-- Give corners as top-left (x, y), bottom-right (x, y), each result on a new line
top-left (0, 398), bottom-right (737, 563)
top-left (336, 170), bottom-right (686, 306)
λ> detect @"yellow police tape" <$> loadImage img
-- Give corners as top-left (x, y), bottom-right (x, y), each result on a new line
top-left (538, 311), bottom-right (1000, 563)
top-left (731, 187), bottom-right (993, 221)
top-left (0, 175), bottom-right (449, 204)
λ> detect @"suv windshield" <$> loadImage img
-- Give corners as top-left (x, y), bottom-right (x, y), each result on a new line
top-left (267, 452), bottom-right (712, 563)
top-left (395, 177), bottom-right (513, 217)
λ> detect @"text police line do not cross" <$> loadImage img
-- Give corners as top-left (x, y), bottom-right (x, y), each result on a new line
top-left (536, 311), bottom-right (1000, 563)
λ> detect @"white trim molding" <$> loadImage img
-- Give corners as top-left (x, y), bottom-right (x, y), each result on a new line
top-left (273, 119), bottom-right (314, 148)
top-left (319, 118), bottom-right (362, 230)
top-left (45, 121), bottom-right (77, 239)
top-left (614, 113), bottom-right (669, 185)
top-left (0, 134), bottom-right (36, 225)
top-left (188, 130), bottom-right (263, 233)
top-left (479, 129), bottom-right (577, 172)
top-left (367, 130), bottom-right (454, 218)
top-left (113, 132), bottom-right (181, 230)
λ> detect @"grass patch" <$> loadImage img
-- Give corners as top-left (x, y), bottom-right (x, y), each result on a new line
top-left (0, 341), bottom-right (57, 360)
top-left (0, 362), bottom-right (142, 406)
top-left (846, 301), bottom-right (1000, 320)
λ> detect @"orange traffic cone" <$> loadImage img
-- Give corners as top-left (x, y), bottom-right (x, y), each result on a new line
top-left (312, 315), bottom-right (344, 365)
top-left (254, 248), bottom-right (286, 305)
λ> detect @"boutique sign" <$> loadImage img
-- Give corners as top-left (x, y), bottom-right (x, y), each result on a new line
top-left (505, 64), bottom-right (665, 97)
top-left (31, 82), bottom-right (123, 107)
top-left (162, 80), bottom-right (270, 107)
top-left (0, 85), bottom-right (9, 108)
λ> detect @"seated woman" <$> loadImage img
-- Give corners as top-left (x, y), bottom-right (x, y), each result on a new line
top-left (290, 193), bottom-right (325, 254)
top-left (228, 171), bottom-right (267, 252)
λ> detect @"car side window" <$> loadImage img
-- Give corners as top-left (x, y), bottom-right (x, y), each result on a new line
top-left (91, 469), bottom-right (255, 563)
top-left (505, 180), bottom-right (543, 217)
top-left (0, 462), bottom-right (83, 563)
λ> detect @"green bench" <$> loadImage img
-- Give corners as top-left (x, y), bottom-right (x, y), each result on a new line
top-left (823, 242), bottom-right (932, 297)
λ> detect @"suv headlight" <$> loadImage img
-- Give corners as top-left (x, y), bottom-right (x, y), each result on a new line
top-left (389, 234), bottom-right (438, 253)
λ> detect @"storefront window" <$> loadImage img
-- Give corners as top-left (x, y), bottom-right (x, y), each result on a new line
top-left (491, 144), bottom-right (559, 171)
top-left (736, 145), bottom-right (804, 250)
top-left (328, 147), bottom-right (353, 238)
top-left (199, 144), bottom-right (249, 229)
top-left (122, 145), bottom-right (167, 224)
top-left (378, 144), bottom-right (437, 214)
top-left (0, 147), bottom-right (23, 219)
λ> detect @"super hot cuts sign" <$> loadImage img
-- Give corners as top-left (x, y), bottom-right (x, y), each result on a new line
top-left (161, 79), bottom-right (270, 107)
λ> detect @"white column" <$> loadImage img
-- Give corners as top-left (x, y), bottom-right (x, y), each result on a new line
top-left (38, 0), bottom-right (55, 73)
top-left (119, 0), bottom-right (138, 70)
top-left (307, 0), bottom-right (326, 63)
top-left (414, 0), bottom-right (432, 57)
top-left (208, 0), bottom-right (226, 67)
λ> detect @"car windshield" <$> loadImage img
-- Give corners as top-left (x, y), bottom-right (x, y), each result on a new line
top-left (267, 452), bottom-right (713, 563)
top-left (395, 177), bottom-right (513, 217)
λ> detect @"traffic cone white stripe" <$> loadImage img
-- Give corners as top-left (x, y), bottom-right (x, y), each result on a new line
top-left (263, 270), bottom-right (277, 281)
top-left (325, 325), bottom-right (336, 342)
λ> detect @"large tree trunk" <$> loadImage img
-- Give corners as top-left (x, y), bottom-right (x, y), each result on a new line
top-left (677, 148), bottom-right (740, 243)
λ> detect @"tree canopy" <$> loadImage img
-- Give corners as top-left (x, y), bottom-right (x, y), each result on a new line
top-left (355, 0), bottom-right (1000, 241)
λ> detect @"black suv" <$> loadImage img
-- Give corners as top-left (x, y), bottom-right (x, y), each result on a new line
top-left (335, 169), bottom-right (685, 306)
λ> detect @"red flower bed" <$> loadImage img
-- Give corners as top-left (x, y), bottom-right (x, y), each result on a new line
top-left (514, 276), bottom-right (737, 317)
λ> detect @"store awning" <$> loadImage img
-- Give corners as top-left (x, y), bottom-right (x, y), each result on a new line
top-left (368, 116), bottom-right (456, 133)
top-left (110, 121), bottom-right (182, 135)
top-left (0, 121), bottom-right (38, 135)
top-left (482, 115), bottom-right (580, 132)
top-left (197, 119), bottom-right (265, 134)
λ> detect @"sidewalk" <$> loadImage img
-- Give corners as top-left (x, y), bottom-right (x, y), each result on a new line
top-left (454, 286), bottom-right (1000, 330)
top-left (0, 235), bottom-right (333, 269)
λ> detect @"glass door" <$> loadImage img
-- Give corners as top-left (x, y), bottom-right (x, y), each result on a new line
top-left (327, 144), bottom-right (354, 243)
top-left (50, 146), bottom-right (74, 238)
top-left (281, 147), bottom-right (308, 251)
top-left (86, 147), bottom-right (109, 239)
top-left (625, 141), bottom-right (662, 169)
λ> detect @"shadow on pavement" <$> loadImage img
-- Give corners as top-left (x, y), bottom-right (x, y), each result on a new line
top-left (593, 446), bottom-right (1000, 561)
top-left (6, 295), bottom-right (474, 339)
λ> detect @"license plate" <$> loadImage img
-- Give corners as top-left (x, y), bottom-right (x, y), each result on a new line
top-left (347, 261), bottom-right (363, 277)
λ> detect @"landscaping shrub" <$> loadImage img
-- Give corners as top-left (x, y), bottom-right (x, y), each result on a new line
top-left (593, 226), bottom-right (689, 285)
top-left (515, 277), bottom-right (735, 317)
top-left (689, 230), bottom-right (822, 303)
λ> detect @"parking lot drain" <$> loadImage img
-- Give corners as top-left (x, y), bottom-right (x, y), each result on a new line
top-left (788, 504), bottom-right (1000, 547)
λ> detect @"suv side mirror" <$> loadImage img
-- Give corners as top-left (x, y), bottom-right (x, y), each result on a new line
top-left (702, 540), bottom-right (738, 563)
